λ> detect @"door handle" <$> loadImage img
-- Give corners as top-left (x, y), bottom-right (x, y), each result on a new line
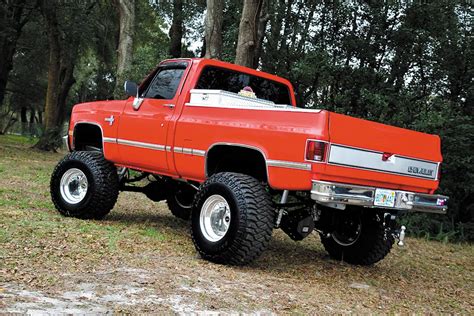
top-left (163, 103), bottom-right (175, 108)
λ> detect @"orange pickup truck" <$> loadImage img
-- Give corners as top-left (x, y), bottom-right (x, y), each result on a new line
top-left (51, 58), bottom-right (448, 266)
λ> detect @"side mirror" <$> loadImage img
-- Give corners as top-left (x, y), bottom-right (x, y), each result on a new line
top-left (124, 80), bottom-right (138, 97)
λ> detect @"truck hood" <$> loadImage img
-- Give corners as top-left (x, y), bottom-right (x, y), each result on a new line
top-left (72, 100), bottom-right (126, 114)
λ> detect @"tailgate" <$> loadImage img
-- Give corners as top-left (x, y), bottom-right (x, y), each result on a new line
top-left (325, 112), bottom-right (441, 192)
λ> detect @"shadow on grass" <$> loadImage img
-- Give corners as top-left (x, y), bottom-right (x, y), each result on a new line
top-left (104, 209), bottom-right (190, 236)
top-left (101, 197), bottom-right (393, 275)
top-left (103, 206), bottom-right (343, 272)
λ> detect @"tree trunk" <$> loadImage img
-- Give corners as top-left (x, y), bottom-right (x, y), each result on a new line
top-left (29, 109), bottom-right (35, 124)
top-left (252, 0), bottom-right (269, 68)
top-left (169, 0), bottom-right (183, 58)
top-left (262, 0), bottom-right (284, 73)
top-left (200, 37), bottom-right (206, 58)
top-left (1, 111), bottom-right (17, 135)
top-left (35, 1), bottom-right (76, 151)
top-left (0, 35), bottom-right (19, 107)
top-left (20, 107), bottom-right (27, 123)
top-left (29, 109), bottom-right (35, 135)
top-left (113, 0), bottom-right (135, 99)
top-left (43, 6), bottom-right (60, 131)
top-left (204, 0), bottom-right (223, 59)
top-left (0, 0), bottom-right (29, 107)
top-left (235, 0), bottom-right (264, 68)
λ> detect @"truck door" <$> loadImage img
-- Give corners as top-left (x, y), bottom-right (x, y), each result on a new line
top-left (117, 62), bottom-right (188, 172)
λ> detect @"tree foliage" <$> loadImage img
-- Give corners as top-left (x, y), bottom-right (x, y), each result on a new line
top-left (0, 0), bottom-right (472, 240)
top-left (257, 0), bottom-right (473, 240)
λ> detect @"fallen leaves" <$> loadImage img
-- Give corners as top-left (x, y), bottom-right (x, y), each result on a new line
top-left (0, 136), bottom-right (473, 313)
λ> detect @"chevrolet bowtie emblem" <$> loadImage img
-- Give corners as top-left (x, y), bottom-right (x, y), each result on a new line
top-left (105, 115), bottom-right (115, 126)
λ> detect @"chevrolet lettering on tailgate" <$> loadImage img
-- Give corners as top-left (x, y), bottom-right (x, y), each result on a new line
top-left (408, 166), bottom-right (435, 177)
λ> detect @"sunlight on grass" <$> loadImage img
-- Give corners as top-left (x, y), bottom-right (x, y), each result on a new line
top-left (142, 227), bottom-right (166, 241)
top-left (2, 134), bottom-right (37, 145)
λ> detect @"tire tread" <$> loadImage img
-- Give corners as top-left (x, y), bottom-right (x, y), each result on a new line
top-left (191, 172), bottom-right (274, 265)
top-left (321, 213), bottom-right (394, 265)
top-left (50, 151), bottom-right (119, 219)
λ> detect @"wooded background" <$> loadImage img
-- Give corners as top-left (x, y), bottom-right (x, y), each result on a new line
top-left (0, 0), bottom-right (472, 241)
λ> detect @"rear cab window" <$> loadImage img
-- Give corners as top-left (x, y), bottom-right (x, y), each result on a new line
top-left (195, 66), bottom-right (292, 105)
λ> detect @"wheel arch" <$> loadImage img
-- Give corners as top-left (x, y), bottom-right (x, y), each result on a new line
top-left (205, 143), bottom-right (269, 182)
top-left (73, 122), bottom-right (104, 152)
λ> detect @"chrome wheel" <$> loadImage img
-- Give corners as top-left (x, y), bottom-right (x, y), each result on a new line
top-left (199, 194), bottom-right (231, 242)
top-left (60, 168), bottom-right (88, 204)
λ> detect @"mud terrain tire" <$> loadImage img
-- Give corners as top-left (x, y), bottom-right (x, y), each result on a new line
top-left (50, 151), bottom-right (119, 219)
top-left (191, 172), bottom-right (274, 265)
top-left (321, 212), bottom-right (394, 265)
top-left (166, 182), bottom-right (195, 220)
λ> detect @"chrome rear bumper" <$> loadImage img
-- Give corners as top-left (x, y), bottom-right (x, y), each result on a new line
top-left (311, 180), bottom-right (448, 214)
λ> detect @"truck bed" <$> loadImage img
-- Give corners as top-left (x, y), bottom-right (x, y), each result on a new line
top-left (177, 89), bottom-right (441, 194)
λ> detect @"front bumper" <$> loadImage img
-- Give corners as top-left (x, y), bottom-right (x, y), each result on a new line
top-left (311, 180), bottom-right (448, 214)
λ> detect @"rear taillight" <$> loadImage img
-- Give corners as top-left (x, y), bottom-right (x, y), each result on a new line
top-left (306, 140), bottom-right (327, 162)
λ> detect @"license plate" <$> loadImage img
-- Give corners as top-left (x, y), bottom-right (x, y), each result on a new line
top-left (374, 189), bottom-right (396, 207)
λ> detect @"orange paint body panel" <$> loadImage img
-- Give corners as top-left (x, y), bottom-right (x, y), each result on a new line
top-left (173, 106), bottom-right (328, 190)
top-left (329, 112), bottom-right (442, 161)
top-left (317, 112), bottom-right (442, 193)
top-left (67, 58), bottom-right (443, 195)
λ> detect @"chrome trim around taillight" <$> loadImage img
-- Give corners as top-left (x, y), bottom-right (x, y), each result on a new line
top-left (304, 139), bottom-right (329, 163)
top-left (311, 180), bottom-right (448, 214)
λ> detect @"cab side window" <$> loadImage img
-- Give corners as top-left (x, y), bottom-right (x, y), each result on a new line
top-left (142, 67), bottom-right (185, 100)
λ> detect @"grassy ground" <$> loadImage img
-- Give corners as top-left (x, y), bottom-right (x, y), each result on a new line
top-left (0, 134), bottom-right (473, 313)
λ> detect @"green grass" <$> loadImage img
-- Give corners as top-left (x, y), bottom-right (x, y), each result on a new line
top-left (1, 134), bottom-right (37, 145)
top-left (142, 227), bottom-right (166, 240)
top-left (0, 135), bottom-right (180, 260)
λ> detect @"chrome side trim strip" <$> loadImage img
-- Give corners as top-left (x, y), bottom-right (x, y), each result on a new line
top-left (90, 136), bottom-right (309, 173)
top-left (103, 137), bottom-right (117, 144)
top-left (182, 148), bottom-right (193, 155)
top-left (173, 146), bottom-right (206, 157)
top-left (193, 149), bottom-right (206, 157)
top-left (267, 159), bottom-right (311, 171)
top-left (117, 139), bottom-right (165, 151)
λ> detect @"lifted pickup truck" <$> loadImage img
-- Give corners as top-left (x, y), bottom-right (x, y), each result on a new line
top-left (51, 58), bottom-right (448, 266)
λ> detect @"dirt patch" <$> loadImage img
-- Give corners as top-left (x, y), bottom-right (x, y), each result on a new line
top-left (1, 265), bottom-right (276, 314)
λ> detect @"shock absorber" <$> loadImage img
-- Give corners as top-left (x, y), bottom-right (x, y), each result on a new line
top-left (275, 190), bottom-right (289, 228)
